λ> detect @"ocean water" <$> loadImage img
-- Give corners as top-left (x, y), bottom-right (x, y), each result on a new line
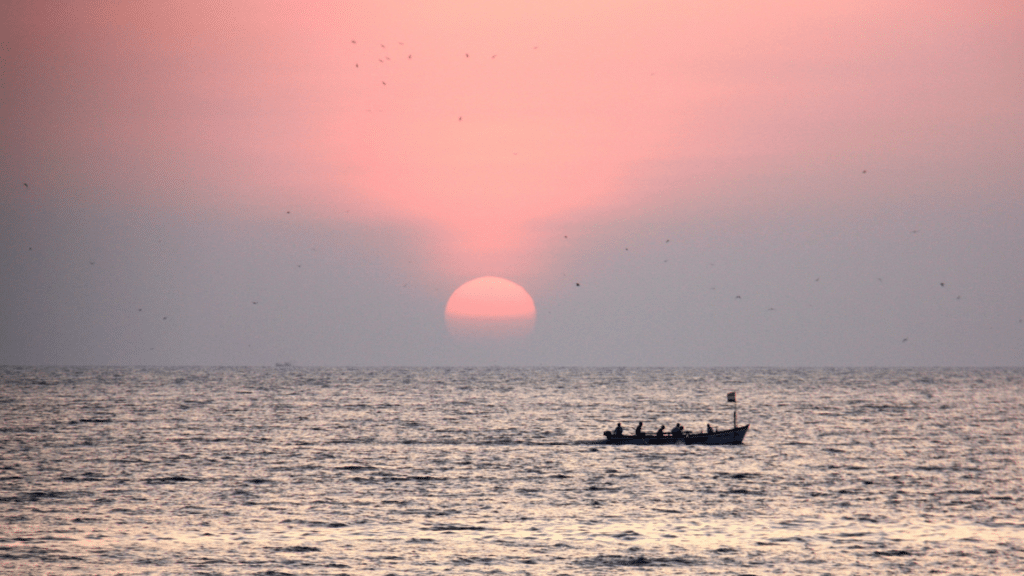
top-left (1, 367), bottom-right (1022, 575)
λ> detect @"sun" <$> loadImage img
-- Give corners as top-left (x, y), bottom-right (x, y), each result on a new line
top-left (445, 276), bottom-right (536, 343)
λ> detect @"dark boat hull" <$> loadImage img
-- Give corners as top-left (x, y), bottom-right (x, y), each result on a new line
top-left (603, 424), bottom-right (748, 445)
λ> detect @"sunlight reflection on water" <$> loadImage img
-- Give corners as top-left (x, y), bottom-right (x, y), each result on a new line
top-left (1, 367), bottom-right (1022, 574)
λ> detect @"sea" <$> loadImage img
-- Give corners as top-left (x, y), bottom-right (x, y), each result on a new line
top-left (1, 367), bottom-right (1022, 575)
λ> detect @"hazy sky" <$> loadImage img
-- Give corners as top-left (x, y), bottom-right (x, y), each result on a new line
top-left (2, 1), bottom-right (1022, 366)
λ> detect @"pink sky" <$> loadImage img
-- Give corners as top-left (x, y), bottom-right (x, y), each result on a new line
top-left (2, 1), bottom-right (1022, 365)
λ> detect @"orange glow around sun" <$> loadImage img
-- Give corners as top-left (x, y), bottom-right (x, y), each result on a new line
top-left (444, 276), bottom-right (536, 343)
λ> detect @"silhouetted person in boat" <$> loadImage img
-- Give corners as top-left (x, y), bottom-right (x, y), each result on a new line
top-left (707, 423), bottom-right (713, 434)
top-left (635, 421), bottom-right (644, 438)
top-left (656, 425), bottom-right (665, 438)
top-left (671, 423), bottom-right (683, 439)
top-left (613, 423), bottom-right (623, 438)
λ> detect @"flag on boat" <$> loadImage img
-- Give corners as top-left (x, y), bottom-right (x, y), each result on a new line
top-left (727, 391), bottom-right (736, 402)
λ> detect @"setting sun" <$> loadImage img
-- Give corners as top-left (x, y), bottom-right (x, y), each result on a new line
top-left (444, 276), bottom-right (536, 343)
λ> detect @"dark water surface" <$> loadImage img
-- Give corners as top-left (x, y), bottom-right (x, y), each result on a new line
top-left (1, 367), bottom-right (1022, 575)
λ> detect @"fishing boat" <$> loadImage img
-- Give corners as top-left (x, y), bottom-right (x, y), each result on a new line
top-left (602, 424), bottom-right (748, 445)
top-left (601, 391), bottom-right (748, 445)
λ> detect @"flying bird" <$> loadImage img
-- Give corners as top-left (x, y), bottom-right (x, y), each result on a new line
top-left (23, 183), bottom-right (29, 188)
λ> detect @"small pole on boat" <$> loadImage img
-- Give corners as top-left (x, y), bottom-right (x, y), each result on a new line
top-left (727, 391), bottom-right (737, 429)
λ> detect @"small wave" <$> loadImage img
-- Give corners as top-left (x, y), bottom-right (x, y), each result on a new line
top-left (429, 524), bottom-right (487, 531)
top-left (13, 490), bottom-right (70, 502)
top-left (59, 472), bottom-right (105, 482)
top-left (874, 549), bottom-right (913, 556)
top-left (144, 476), bottom-right (200, 484)
top-left (267, 545), bottom-right (320, 553)
top-left (576, 553), bottom-right (703, 567)
top-left (73, 417), bottom-right (113, 424)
